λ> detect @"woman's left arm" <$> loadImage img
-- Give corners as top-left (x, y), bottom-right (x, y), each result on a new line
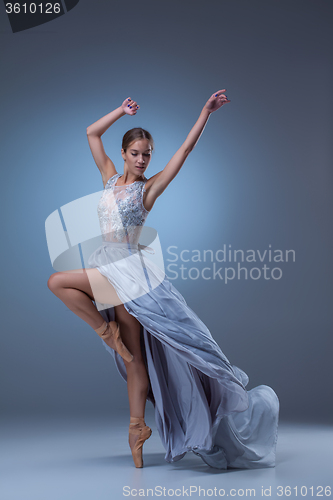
top-left (145, 90), bottom-right (230, 207)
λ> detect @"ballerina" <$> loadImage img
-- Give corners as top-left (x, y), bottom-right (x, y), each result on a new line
top-left (47, 90), bottom-right (279, 469)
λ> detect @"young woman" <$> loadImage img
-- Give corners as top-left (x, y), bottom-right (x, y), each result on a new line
top-left (47, 91), bottom-right (279, 469)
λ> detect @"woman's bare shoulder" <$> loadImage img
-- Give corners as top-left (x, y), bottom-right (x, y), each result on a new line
top-left (103, 171), bottom-right (119, 188)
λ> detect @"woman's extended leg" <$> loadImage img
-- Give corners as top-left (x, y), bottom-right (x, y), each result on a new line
top-left (114, 304), bottom-right (151, 466)
top-left (114, 304), bottom-right (149, 417)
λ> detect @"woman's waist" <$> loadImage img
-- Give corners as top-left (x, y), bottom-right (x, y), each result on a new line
top-left (99, 239), bottom-right (154, 254)
top-left (101, 240), bottom-right (139, 248)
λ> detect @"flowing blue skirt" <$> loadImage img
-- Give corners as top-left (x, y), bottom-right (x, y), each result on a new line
top-left (88, 242), bottom-right (279, 469)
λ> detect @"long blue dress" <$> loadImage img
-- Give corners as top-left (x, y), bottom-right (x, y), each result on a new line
top-left (87, 173), bottom-right (279, 469)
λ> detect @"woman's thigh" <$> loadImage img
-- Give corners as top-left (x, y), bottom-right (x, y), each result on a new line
top-left (48, 268), bottom-right (123, 306)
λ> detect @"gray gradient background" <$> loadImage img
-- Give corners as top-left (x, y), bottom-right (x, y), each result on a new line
top-left (0, 0), bottom-right (332, 427)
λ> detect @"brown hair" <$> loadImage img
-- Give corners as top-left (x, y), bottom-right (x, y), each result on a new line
top-left (122, 128), bottom-right (154, 152)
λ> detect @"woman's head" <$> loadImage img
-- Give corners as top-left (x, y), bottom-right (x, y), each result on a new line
top-left (121, 128), bottom-right (154, 178)
top-left (122, 128), bottom-right (154, 153)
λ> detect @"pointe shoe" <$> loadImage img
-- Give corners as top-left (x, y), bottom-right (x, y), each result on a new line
top-left (129, 417), bottom-right (152, 468)
top-left (94, 321), bottom-right (133, 363)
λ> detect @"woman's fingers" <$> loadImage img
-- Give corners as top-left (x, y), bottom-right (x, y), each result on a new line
top-left (130, 101), bottom-right (139, 114)
top-left (205, 89), bottom-right (230, 112)
top-left (214, 91), bottom-right (230, 105)
top-left (213, 89), bottom-right (226, 98)
top-left (125, 98), bottom-right (140, 114)
top-left (207, 90), bottom-right (229, 107)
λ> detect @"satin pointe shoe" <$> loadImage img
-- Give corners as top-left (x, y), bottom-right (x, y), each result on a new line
top-left (94, 321), bottom-right (133, 363)
top-left (128, 417), bottom-right (152, 468)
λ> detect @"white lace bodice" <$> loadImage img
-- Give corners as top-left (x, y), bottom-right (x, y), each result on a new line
top-left (97, 173), bottom-right (149, 244)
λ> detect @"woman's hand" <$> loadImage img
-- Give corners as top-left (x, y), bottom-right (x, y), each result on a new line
top-left (204, 90), bottom-right (230, 113)
top-left (121, 97), bottom-right (140, 116)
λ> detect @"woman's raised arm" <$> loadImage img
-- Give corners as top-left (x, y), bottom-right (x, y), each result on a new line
top-left (144, 90), bottom-right (230, 208)
top-left (87, 98), bottom-right (139, 187)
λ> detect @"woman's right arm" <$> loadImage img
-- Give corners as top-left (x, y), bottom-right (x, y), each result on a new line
top-left (86, 98), bottom-right (139, 187)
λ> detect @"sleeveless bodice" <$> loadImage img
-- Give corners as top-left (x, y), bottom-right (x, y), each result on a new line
top-left (97, 173), bottom-right (149, 244)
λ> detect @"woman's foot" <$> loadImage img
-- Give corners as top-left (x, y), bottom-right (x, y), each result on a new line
top-left (128, 416), bottom-right (152, 468)
top-left (94, 321), bottom-right (133, 363)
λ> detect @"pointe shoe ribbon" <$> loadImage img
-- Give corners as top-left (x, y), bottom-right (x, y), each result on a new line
top-left (94, 321), bottom-right (133, 363)
top-left (129, 417), bottom-right (152, 468)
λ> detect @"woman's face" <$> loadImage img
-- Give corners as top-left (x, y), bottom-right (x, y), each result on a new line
top-left (121, 139), bottom-right (152, 177)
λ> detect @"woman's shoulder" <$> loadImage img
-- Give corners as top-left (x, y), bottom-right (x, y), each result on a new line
top-left (104, 172), bottom-right (120, 188)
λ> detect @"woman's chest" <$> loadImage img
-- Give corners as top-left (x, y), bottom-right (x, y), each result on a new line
top-left (98, 187), bottom-right (148, 225)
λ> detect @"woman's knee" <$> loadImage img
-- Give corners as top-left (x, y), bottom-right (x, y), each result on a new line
top-left (47, 272), bottom-right (62, 292)
top-left (126, 360), bottom-right (149, 387)
top-left (125, 355), bottom-right (147, 373)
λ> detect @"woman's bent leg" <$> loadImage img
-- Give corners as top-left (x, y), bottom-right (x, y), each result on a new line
top-left (47, 268), bottom-right (123, 329)
top-left (47, 269), bottom-right (131, 359)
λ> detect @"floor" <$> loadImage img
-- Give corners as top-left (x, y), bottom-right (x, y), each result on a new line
top-left (1, 410), bottom-right (332, 500)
